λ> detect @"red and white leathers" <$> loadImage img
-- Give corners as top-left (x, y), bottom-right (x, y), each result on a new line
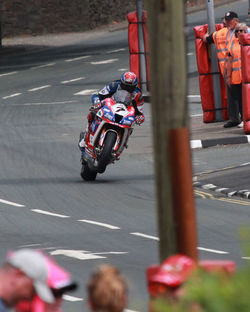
top-left (79, 80), bottom-right (144, 149)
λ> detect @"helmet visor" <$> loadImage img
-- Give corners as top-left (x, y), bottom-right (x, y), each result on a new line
top-left (121, 82), bottom-right (136, 93)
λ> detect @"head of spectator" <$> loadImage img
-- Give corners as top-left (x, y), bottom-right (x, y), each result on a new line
top-left (16, 254), bottom-right (77, 312)
top-left (87, 264), bottom-right (127, 312)
top-left (235, 23), bottom-right (248, 38)
top-left (146, 255), bottom-right (196, 311)
top-left (222, 18), bottom-right (229, 28)
top-left (224, 11), bottom-right (239, 30)
top-left (0, 249), bottom-right (54, 309)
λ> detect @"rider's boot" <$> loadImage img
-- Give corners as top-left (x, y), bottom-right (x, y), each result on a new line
top-left (79, 131), bottom-right (87, 160)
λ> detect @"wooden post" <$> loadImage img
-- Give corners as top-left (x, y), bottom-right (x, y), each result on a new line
top-left (144, 0), bottom-right (198, 262)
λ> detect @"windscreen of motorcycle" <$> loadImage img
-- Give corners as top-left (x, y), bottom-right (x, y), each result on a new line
top-left (112, 89), bottom-right (132, 106)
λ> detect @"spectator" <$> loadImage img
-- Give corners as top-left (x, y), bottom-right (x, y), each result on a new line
top-left (223, 22), bottom-right (248, 128)
top-left (0, 249), bottom-right (55, 312)
top-left (146, 254), bottom-right (196, 311)
top-left (15, 254), bottom-right (77, 312)
top-left (203, 16), bottom-right (229, 75)
top-left (203, 11), bottom-right (241, 128)
top-left (202, 11), bottom-right (239, 74)
top-left (87, 264), bottom-right (127, 312)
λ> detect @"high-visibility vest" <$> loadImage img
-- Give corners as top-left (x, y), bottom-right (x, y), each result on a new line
top-left (212, 27), bottom-right (228, 73)
top-left (227, 33), bottom-right (242, 84)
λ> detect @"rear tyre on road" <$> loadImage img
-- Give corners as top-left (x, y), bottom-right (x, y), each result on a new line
top-left (80, 163), bottom-right (97, 181)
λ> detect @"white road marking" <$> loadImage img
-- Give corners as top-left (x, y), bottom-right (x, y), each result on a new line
top-left (22, 100), bottom-right (77, 106)
top-left (130, 232), bottom-right (159, 240)
top-left (130, 232), bottom-right (228, 255)
top-left (50, 249), bottom-right (127, 260)
top-left (187, 52), bottom-right (194, 56)
top-left (63, 294), bottom-right (84, 302)
top-left (31, 209), bottom-right (70, 218)
top-left (118, 68), bottom-right (129, 71)
top-left (215, 188), bottom-right (229, 192)
top-left (197, 247), bottom-right (228, 254)
top-left (0, 198), bottom-right (25, 207)
top-left (90, 58), bottom-right (118, 65)
top-left (107, 48), bottom-right (125, 53)
top-left (19, 243), bottom-right (42, 248)
top-left (65, 55), bottom-right (90, 62)
top-left (246, 135), bottom-right (250, 143)
top-left (191, 114), bottom-right (203, 117)
top-left (74, 89), bottom-right (98, 95)
top-left (228, 191), bottom-right (237, 197)
top-left (202, 184), bottom-right (217, 189)
top-left (50, 249), bottom-right (106, 260)
top-left (0, 71), bottom-right (17, 77)
top-left (78, 219), bottom-right (120, 229)
top-left (190, 140), bottom-right (202, 149)
top-left (28, 85), bottom-right (51, 92)
top-left (125, 310), bottom-right (139, 312)
top-left (2, 93), bottom-right (22, 99)
top-left (42, 247), bottom-right (60, 250)
top-left (61, 77), bottom-right (86, 84)
top-left (31, 63), bottom-right (56, 69)
top-left (187, 95), bottom-right (201, 102)
top-left (92, 252), bottom-right (128, 255)
top-left (242, 257), bottom-right (250, 260)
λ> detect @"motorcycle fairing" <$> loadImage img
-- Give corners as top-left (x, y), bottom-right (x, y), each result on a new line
top-left (100, 101), bottom-right (136, 127)
top-left (84, 97), bottom-right (135, 161)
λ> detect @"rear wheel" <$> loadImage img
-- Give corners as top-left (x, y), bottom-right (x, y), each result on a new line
top-left (97, 131), bottom-right (117, 174)
top-left (80, 162), bottom-right (97, 181)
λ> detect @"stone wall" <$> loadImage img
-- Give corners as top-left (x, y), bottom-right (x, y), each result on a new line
top-left (1, 0), bottom-right (136, 38)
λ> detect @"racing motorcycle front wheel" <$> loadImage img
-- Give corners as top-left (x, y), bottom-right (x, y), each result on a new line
top-left (97, 131), bottom-right (117, 174)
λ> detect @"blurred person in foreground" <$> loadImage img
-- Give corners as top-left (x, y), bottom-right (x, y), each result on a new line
top-left (87, 264), bottom-right (127, 312)
top-left (15, 254), bottom-right (77, 312)
top-left (0, 249), bottom-right (55, 312)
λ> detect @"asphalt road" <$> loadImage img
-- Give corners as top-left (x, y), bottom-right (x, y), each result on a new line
top-left (0, 29), bottom-right (157, 311)
top-left (0, 1), bottom-right (250, 311)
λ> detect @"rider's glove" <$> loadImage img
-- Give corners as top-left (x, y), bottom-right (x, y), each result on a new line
top-left (90, 101), bottom-right (102, 112)
top-left (135, 114), bottom-right (145, 125)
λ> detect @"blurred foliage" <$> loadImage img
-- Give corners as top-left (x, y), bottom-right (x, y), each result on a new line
top-left (151, 265), bottom-right (250, 312)
top-left (151, 226), bottom-right (250, 312)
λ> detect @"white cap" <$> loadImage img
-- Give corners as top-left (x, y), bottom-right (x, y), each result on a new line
top-left (8, 249), bottom-right (54, 304)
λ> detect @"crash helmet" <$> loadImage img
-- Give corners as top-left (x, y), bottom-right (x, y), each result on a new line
top-left (120, 71), bottom-right (138, 93)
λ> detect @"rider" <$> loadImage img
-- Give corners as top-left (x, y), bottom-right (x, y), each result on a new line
top-left (79, 71), bottom-right (145, 153)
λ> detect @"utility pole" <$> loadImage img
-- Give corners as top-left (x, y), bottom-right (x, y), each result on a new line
top-left (206, 0), bottom-right (223, 121)
top-left (144, 0), bottom-right (198, 262)
top-left (136, 0), bottom-right (147, 91)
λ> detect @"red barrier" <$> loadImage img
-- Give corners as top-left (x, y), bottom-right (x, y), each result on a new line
top-left (240, 34), bottom-right (250, 134)
top-left (194, 24), bottom-right (228, 123)
top-left (127, 11), bottom-right (149, 90)
top-left (199, 260), bottom-right (236, 274)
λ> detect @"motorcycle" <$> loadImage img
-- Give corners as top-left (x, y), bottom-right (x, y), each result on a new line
top-left (80, 96), bottom-right (136, 181)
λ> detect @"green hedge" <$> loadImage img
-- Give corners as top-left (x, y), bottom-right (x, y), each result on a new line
top-left (151, 264), bottom-right (250, 312)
